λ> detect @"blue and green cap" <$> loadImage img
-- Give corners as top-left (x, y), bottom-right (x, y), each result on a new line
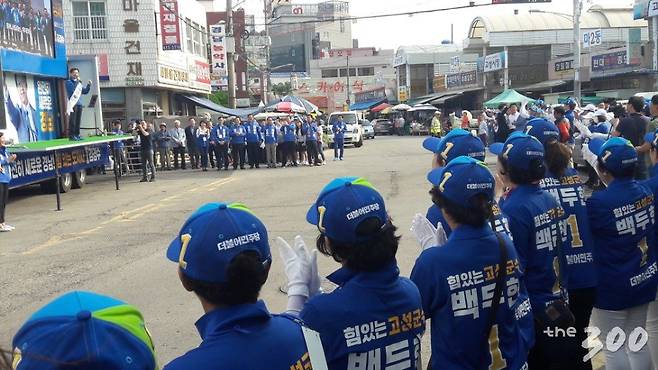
top-left (489, 132), bottom-right (545, 170)
top-left (12, 291), bottom-right (157, 370)
top-left (427, 156), bottom-right (495, 206)
top-left (306, 177), bottom-right (388, 244)
top-left (167, 202), bottom-right (271, 283)
top-left (422, 129), bottom-right (485, 163)
top-left (588, 137), bottom-right (638, 176)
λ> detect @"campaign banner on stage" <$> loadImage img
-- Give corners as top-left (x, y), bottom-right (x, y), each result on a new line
top-left (8, 143), bottom-right (110, 188)
top-left (160, 0), bottom-right (182, 50)
top-left (2, 72), bottom-right (59, 144)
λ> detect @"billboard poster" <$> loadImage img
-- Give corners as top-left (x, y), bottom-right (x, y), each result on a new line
top-left (478, 51), bottom-right (508, 73)
top-left (160, 0), bottom-right (181, 51)
top-left (210, 22), bottom-right (228, 89)
top-left (0, 0), bottom-right (55, 57)
top-left (634, 0), bottom-right (650, 19)
top-left (2, 72), bottom-right (59, 143)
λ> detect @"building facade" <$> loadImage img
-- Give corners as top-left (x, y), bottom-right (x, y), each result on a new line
top-left (65, 0), bottom-right (211, 122)
top-left (269, 1), bottom-right (352, 73)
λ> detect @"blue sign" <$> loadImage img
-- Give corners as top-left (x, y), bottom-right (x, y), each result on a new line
top-left (591, 50), bottom-right (632, 72)
top-left (8, 143), bottom-right (110, 189)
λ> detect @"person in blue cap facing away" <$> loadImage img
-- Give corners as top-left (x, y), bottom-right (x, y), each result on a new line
top-left (413, 129), bottom-right (511, 246)
top-left (525, 118), bottom-right (597, 370)
top-left (411, 156), bottom-right (534, 370)
top-left (12, 290), bottom-right (157, 370)
top-left (278, 177), bottom-right (424, 370)
top-left (165, 202), bottom-right (326, 370)
top-left (490, 132), bottom-right (580, 369)
top-left (584, 137), bottom-right (657, 370)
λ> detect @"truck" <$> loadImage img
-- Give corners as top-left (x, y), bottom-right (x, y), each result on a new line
top-left (0, 0), bottom-right (126, 210)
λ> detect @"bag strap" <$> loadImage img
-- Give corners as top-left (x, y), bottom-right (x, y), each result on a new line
top-left (481, 219), bottom-right (509, 366)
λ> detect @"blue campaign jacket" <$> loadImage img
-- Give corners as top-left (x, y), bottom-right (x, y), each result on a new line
top-left (65, 79), bottom-right (91, 106)
top-left (245, 121), bottom-right (263, 143)
top-left (411, 225), bottom-right (534, 370)
top-left (539, 169), bottom-right (597, 290)
top-left (587, 178), bottom-right (658, 310)
top-left (111, 128), bottom-right (125, 150)
top-left (302, 122), bottom-right (319, 142)
top-left (211, 125), bottom-right (229, 144)
top-left (264, 124), bottom-right (278, 144)
top-left (164, 301), bottom-right (313, 370)
top-left (426, 202), bottom-right (512, 240)
top-left (196, 129), bottom-right (210, 149)
top-left (0, 146), bottom-right (12, 184)
top-left (300, 262), bottom-right (424, 370)
top-left (332, 122), bottom-right (347, 140)
top-left (229, 124), bottom-right (247, 145)
top-left (283, 123), bottom-right (297, 142)
top-left (499, 184), bottom-right (568, 318)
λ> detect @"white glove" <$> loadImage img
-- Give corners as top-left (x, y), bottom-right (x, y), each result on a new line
top-left (260, 141), bottom-right (265, 149)
top-left (410, 213), bottom-right (447, 251)
top-left (277, 236), bottom-right (321, 298)
top-left (574, 119), bottom-right (592, 139)
top-left (581, 144), bottom-right (599, 171)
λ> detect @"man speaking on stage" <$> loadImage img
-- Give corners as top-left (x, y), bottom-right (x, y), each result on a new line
top-left (65, 67), bottom-right (92, 141)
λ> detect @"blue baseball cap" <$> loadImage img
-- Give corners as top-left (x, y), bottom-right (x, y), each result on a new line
top-left (167, 202), bottom-right (271, 283)
top-left (12, 291), bottom-right (156, 370)
top-left (422, 129), bottom-right (486, 163)
top-left (306, 177), bottom-right (388, 244)
top-left (489, 132), bottom-right (545, 170)
top-left (427, 156), bottom-right (495, 206)
top-left (644, 128), bottom-right (658, 149)
top-left (565, 97), bottom-right (577, 105)
top-left (524, 118), bottom-right (560, 146)
top-left (588, 137), bottom-right (637, 176)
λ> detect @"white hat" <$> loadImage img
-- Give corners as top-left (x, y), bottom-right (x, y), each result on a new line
top-left (594, 109), bottom-right (608, 117)
top-left (584, 104), bottom-right (597, 112)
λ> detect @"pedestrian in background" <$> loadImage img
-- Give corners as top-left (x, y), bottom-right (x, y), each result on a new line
top-left (613, 96), bottom-right (651, 180)
top-left (11, 291), bottom-right (157, 370)
top-left (477, 113), bottom-right (488, 146)
top-left (263, 117), bottom-right (278, 168)
top-left (295, 118), bottom-right (307, 165)
top-left (208, 120), bottom-right (217, 169)
top-left (332, 115), bottom-right (346, 160)
top-left (282, 117), bottom-right (297, 167)
top-left (196, 120), bottom-right (210, 172)
top-left (230, 117), bottom-right (246, 170)
top-left (111, 120), bottom-right (128, 175)
top-left (303, 115), bottom-right (320, 166)
top-left (164, 202), bottom-right (322, 370)
top-left (245, 114), bottom-right (263, 169)
top-left (170, 119), bottom-right (187, 170)
top-left (494, 105), bottom-right (510, 143)
top-left (211, 117), bottom-right (230, 171)
top-left (135, 120), bottom-right (155, 182)
top-left (154, 122), bottom-right (172, 171)
top-left (0, 132), bottom-right (17, 232)
top-left (185, 118), bottom-right (199, 169)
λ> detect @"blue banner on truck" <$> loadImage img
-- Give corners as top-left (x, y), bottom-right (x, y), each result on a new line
top-left (8, 143), bottom-right (110, 189)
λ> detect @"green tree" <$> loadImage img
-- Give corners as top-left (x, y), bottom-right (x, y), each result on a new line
top-left (209, 91), bottom-right (229, 106)
top-left (272, 82), bottom-right (292, 97)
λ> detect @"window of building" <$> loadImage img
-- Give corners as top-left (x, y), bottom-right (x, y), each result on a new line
top-left (200, 26), bottom-right (207, 58)
top-left (186, 18), bottom-right (193, 53)
top-left (339, 68), bottom-right (356, 77)
top-left (322, 69), bottom-right (338, 78)
top-left (72, 1), bottom-right (107, 40)
top-left (339, 20), bottom-right (345, 33)
top-left (358, 67), bottom-right (374, 76)
top-left (192, 22), bottom-right (202, 56)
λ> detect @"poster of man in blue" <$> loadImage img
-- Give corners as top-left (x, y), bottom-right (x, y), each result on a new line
top-left (3, 72), bottom-right (58, 143)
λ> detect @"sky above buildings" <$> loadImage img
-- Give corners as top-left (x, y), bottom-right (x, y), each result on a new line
top-left (228, 0), bottom-right (635, 50)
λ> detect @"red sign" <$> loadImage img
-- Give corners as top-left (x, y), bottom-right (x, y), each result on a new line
top-left (195, 61), bottom-right (211, 84)
top-left (160, 1), bottom-right (181, 51)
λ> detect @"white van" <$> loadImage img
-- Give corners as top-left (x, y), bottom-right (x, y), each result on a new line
top-left (327, 111), bottom-right (364, 148)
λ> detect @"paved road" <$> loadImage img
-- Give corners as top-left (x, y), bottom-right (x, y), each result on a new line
top-left (0, 135), bottom-right (604, 368)
top-left (0, 135), bottom-right (438, 363)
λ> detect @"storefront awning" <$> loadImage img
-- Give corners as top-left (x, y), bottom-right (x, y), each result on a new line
top-left (432, 93), bottom-right (462, 105)
top-left (518, 80), bottom-right (566, 92)
top-left (176, 95), bottom-right (260, 117)
top-left (349, 98), bottom-right (387, 111)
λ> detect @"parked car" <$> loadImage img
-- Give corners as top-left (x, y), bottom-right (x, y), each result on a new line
top-left (327, 111), bottom-right (364, 148)
top-left (372, 118), bottom-right (393, 135)
top-left (360, 119), bottom-right (375, 139)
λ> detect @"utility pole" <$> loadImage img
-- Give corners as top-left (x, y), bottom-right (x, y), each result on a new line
top-left (346, 55), bottom-right (351, 107)
top-left (263, 0), bottom-right (272, 104)
top-left (573, 0), bottom-right (582, 103)
top-left (227, 0), bottom-right (237, 108)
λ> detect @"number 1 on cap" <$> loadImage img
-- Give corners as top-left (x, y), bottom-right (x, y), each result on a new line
top-left (179, 234), bottom-right (192, 269)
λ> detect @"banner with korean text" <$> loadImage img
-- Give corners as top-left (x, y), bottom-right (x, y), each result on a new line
top-left (210, 22), bottom-right (228, 89)
top-left (160, 0), bottom-right (182, 51)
